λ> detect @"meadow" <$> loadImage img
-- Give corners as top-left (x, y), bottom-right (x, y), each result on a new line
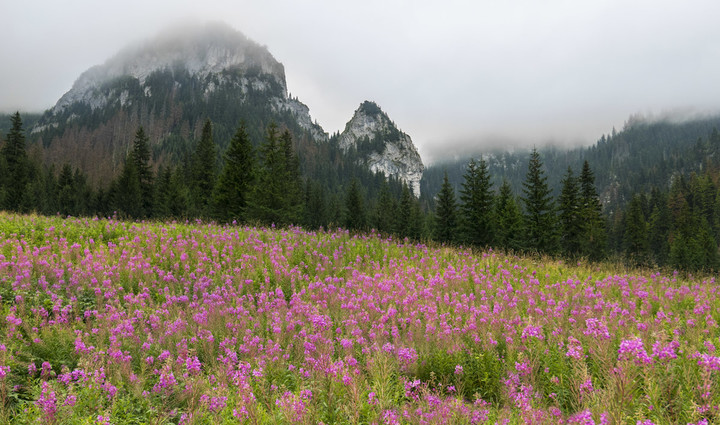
top-left (0, 212), bottom-right (717, 424)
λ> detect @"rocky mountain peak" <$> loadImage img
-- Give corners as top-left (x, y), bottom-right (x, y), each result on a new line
top-left (53, 22), bottom-right (288, 113)
top-left (338, 101), bottom-right (424, 196)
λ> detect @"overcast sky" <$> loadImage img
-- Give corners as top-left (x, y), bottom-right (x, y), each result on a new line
top-left (3, 0), bottom-right (720, 163)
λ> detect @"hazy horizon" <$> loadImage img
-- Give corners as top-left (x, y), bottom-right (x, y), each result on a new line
top-left (3, 1), bottom-right (720, 164)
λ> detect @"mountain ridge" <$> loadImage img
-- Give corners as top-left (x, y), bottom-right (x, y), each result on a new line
top-left (25, 22), bottom-right (426, 192)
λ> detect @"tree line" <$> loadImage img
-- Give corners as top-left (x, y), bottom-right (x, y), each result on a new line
top-left (3, 112), bottom-right (720, 273)
top-left (0, 113), bottom-right (423, 236)
top-left (432, 149), bottom-right (606, 261)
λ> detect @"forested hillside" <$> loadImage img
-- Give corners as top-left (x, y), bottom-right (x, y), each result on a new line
top-left (422, 115), bottom-right (720, 213)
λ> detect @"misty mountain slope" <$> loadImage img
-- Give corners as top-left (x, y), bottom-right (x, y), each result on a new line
top-left (22, 22), bottom-right (426, 196)
top-left (422, 115), bottom-right (720, 213)
top-left (29, 22), bottom-right (328, 184)
top-left (338, 101), bottom-right (424, 196)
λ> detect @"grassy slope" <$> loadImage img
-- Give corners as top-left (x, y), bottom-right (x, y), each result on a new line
top-left (0, 213), bottom-right (717, 424)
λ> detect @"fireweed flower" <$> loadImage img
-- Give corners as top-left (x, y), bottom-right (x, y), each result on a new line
top-left (651, 340), bottom-right (679, 361)
top-left (566, 336), bottom-right (584, 359)
top-left (618, 338), bottom-right (653, 365)
top-left (521, 324), bottom-right (544, 341)
top-left (697, 354), bottom-right (720, 371)
top-left (584, 318), bottom-right (611, 340)
top-left (35, 381), bottom-right (57, 419)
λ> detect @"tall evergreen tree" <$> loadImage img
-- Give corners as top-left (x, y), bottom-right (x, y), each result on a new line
top-left (521, 148), bottom-right (557, 253)
top-left (192, 119), bottom-right (218, 217)
top-left (374, 179), bottom-right (395, 235)
top-left (131, 126), bottom-right (153, 217)
top-left (396, 183), bottom-right (421, 239)
top-left (494, 179), bottom-right (524, 252)
top-left (213, 123), bottom-right (255, 222)
top-left (114, 156), bottom-right (142, 218)
top-left (303, 180), bottom-right (327, 230)
top-left (344, 178), bottom-right (366, 231)
top-left (2, 112), bottom-right (29, 210)
top-left (247, 123), bottom-right (303, 226)
top-left (279, 129), bottom-right (304, 224)
top-left (692, 216), bottom-right (719, 271)
top-left (57, 164), bottom-right (76, 216)
top-left (623, 194), bottom-right (649, 265)
top-left (154, 166), bottom-right (173, 219)
top-left (459, 158), bottom-right (494, 247)
top-left (578, 160), bottom-right (606, 260)
top-left (558, 167), bottom-right (582, 257)
top-left (434, 171), bottom-right (458, 243)
top-left (647, 189), bottom-right (671, 266)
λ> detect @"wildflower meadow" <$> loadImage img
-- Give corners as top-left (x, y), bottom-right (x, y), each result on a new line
top-left (0, 212), bottom-right (717, 424)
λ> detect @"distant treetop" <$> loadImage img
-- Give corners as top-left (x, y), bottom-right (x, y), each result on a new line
top-left (358, 101), bottom-right (383, 118)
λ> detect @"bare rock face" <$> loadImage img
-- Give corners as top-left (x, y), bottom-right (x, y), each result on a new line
top-left (338, 101), bottom-right (424, 196)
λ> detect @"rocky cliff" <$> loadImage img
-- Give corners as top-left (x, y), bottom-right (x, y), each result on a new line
top-left (338, 101), bottom-right (424, 196)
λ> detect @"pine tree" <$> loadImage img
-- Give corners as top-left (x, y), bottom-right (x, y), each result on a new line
top-left (578, 160), bottom-right (606, 260)
top-left (192, 119), bottom-right (218, 218)
top-left (434, 171), bottom-right (458, 243)
top-left (2, 112), bottom-right (28, 210)
top-left (213, 123), bottom-right (255, 222)
top-left (494, 180), bottom-right (524, 252)
top-left (459, 158), bottom-right (494, 247)
top-left (558, 167), bottom-right (582, 257)
top-left (521, 148), bottom-right (557, 253)
top-left (131, 126), bottom-right (153, 217)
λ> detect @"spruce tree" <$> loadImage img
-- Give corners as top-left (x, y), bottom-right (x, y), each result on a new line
top-left (213, 123), bottom-right (255, 222)
top-left (623, 194), bottom-right (649, 265)
top-left (558, 167), bottom-right (582, 257)
top-left (374, 179), bottom-right (395, 235)
top-left (647, 188), bottom-right (670, 266)
top-left (40, 165), bottom-right (59, 215)
top-left (459, 158), bottom-right (494, 247)
top-left (247, 123), bottom-right (303, 226)
top-left (578, 161), bottom-right (606, 260)
top-left (494, 180), bottom-right (524, 252)
top-left (693, 216), bottom-right (719, 271)
top-left (114, 157), bottom-right (142, 218)
top-left (303, 180), bottom-right (327, 230)
top-left (521, 148), bottom-right (557, 253)
top-left (344, 178), bottom-right (366, 231)
top-left (57, 164), bottom-right (76, 216)
top-left (192, 119), bottom-right (218, 218)
top-left (131, 126), bottom-right (153, 217)
top-left (396, 183), bottom-right (417, 239)
top-left (279, 129), bottom-right (304, 224)
top-left (154, 166), bottom-right (172, 219)
top-left (434, 171), bottom-right (458, 243)
top-left (2, 112), bottom-right (28, 210)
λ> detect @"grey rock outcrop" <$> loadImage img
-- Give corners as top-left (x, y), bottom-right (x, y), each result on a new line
top-left (338, 101), bottom-right (424, 196)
